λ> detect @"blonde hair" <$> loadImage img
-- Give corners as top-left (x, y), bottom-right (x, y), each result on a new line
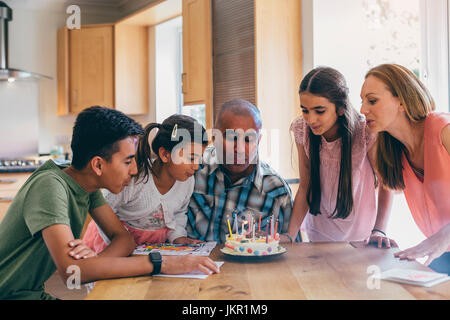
top-left (365, 64), bottom-right (435, 190)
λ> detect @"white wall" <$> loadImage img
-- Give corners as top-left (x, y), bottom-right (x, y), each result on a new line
top-left (301, 0), bottom-right (314, 76)
top-left (311, 0), bottom-right (422, 108)
top-left (312, 0), bottom-right (370, 106)
top-left (155, 16), bottom-right (182, 123)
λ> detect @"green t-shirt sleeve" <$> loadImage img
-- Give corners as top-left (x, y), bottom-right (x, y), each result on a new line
top-left (89, 190), bottom-right (107, 211)
top-left (23, 174), bottom-right (70, 237)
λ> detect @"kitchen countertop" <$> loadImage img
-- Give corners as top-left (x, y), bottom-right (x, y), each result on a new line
top-left (0, 167), bottom-right (38, 173)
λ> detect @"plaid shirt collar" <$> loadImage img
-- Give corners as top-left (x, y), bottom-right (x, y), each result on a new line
top-left (202, 146), bottom-right (266, 192)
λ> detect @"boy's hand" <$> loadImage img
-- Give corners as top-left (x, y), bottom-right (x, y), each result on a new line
top-left (160, 255), bottom-right (220, 275)
top-left (172, 236), bottom-right (204, 245)
top-left (68, 239), bottom-right (97, 259)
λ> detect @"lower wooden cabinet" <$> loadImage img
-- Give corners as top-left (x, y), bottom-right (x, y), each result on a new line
top-left (0, 173), bottom-right (32, 222)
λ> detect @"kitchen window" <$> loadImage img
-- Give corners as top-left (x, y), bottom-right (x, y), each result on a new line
top-left (154, 16), bottom-right (207, 128)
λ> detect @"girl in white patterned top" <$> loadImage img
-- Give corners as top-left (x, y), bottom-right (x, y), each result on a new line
top-left (83, 114), bottom-right (208, 253)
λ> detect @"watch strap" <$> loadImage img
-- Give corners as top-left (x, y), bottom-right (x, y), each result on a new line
top-left (148, 252), bottom-right (162, 275)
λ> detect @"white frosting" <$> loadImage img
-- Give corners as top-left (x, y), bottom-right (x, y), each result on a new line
top-left (224, 234), bottom-right (280, 256)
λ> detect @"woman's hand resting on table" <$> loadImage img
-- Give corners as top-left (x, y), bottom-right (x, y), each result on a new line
top-left (394, 224), bottom-right (450, 266)
top-left (365, 230), bottom-right (398, 249)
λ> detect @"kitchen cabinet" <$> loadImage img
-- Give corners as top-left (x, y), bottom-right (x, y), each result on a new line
top-left (182, 0), bottom-right (213, 128)
top-left (0, 172), bottom-right (32, 222)
top-left (57, 24), bottom-right (149, 115)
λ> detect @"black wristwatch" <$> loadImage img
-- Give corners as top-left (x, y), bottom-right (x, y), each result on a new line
top-left (148, 252), bottom-right (162, 275)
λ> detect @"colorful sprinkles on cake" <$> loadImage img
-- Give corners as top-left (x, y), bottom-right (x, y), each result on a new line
top-left (223, 214), bottom-right (282, 256)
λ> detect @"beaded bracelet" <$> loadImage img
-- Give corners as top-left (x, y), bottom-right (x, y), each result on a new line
top-left (281, 233), bottom-right (293, 243)
top-left (371, 228), bottom-right (386, 236)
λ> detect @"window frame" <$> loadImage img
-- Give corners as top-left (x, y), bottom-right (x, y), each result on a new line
top-left (420, 0), bottom-right (450, 112)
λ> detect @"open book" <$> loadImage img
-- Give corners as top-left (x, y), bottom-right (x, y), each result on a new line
top-left (377, 268), bottom-right (450, 287)
top-left (133, 241), bottom-right (217, 256)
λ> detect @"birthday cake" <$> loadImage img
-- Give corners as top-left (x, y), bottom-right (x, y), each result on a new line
top-left (222, 232), bottom-right (283, 256)
top-left (222, 212), bottom-right (285, 256)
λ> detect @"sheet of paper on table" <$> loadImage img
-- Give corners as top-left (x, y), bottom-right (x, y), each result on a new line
top-left (153, 261), bottom-right (224, 279)
top-left (132, 241), bottom-right (217, 256)
top-left (377, 268), bottom-right (450, 287)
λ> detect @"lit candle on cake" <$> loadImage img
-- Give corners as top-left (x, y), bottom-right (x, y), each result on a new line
top-left (227, 217), bottom-right (233, 240)
top-left (242, 220), bottom-right (247, 236)
top-left (274, 219), bottom-right (278, 238)
top-left (258, 214), bottom-right (261, 232)
top-left (271, 215), bottom-right (274, 238)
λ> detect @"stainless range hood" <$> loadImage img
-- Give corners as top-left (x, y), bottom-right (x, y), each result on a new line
top-left (0, 1), bottom-right (51, 81)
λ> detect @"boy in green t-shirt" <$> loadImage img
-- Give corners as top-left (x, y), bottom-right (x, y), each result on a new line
top-left (0, 106), bottom-right (219, 300)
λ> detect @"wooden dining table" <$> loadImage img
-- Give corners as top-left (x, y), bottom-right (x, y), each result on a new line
top-left (85, 242), bottom-right (450, 300)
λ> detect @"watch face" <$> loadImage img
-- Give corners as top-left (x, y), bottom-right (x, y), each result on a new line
top-left (150, 252), bottom-right (162, 261)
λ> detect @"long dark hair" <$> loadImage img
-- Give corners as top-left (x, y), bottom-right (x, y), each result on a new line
top-left (135, 114), bottom-right (208, 183)
top-left (299, 67), bottom-right (361, 219)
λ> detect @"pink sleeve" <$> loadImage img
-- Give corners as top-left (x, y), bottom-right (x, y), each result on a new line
top-left (290, 117), bottom-right (310, 157)
top-left (290, 117), bottom-right (307, 145)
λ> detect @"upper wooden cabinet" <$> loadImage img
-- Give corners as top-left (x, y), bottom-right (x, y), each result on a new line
top-left (57, 24), bottom-right (149, 115)
top-left (66, 25), bottom-right (114, 114)
top-left (182, 0), bottom-right (213, 128)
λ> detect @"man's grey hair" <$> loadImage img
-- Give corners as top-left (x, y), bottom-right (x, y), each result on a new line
top-left (214, 99), bottom-right (262, 130)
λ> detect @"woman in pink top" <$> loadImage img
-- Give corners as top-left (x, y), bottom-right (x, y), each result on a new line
top-left (285, 67), bottom-right (395, 246)
top-left (361, 64), bottom-right (450, 274)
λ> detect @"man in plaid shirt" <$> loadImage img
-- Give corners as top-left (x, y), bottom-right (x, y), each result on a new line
top-left (187, 99), bottom-right (301, 243)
